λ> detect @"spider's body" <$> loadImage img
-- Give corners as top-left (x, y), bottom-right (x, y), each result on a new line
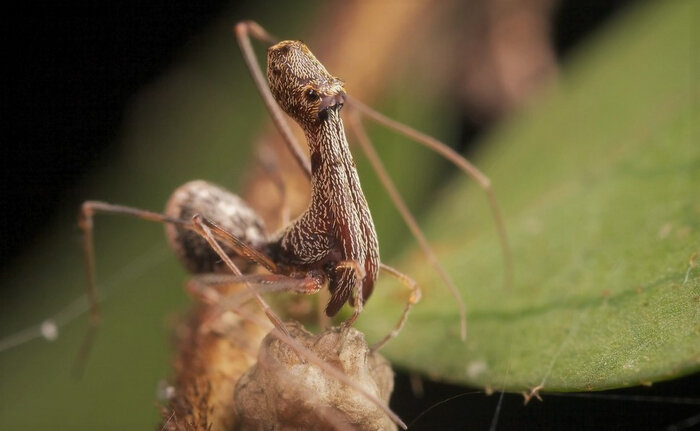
top-left (265, 41), bottom-right (379, 316)
top-left (165, 40), bottom-right (378, 317)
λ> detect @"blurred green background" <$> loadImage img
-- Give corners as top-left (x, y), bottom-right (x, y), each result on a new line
top-left (2, 0), bottom-right (698, 429)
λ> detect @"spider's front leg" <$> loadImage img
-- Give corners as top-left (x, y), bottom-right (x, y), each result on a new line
top-left (77, 179), bottom-right (283, 366)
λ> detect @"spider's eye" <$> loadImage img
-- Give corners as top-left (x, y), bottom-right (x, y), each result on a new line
top-left (305, 89), bottom-right (320, 101)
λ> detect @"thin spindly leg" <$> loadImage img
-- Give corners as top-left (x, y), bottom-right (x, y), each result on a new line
top-left (187, 273), bottom-right (325, 307)
top-left (234, 21), bottom-right (311, 179)
top-left (188, 214), bottom-right (290, 335)
top-left (186, 272), bottom-right (325, 335)
top-left (346, 111), bottom-right (467, 340)
top-left (78, 202), bottom-right (186, 326)
top-left (79, 201), bottom-right (279, 327)
top-left (76, 201), bottom-right (280, 373)
top-left (371, 264), bottom-right (422, 353)
top-left (347, 96), bottom-right (514, 289)
top-left (334, 260), bottom-right (367, 326)
top-left (191, 215), bottom-right (277, 272)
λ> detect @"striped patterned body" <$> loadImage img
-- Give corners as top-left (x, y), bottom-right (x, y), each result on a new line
top-left (265, 41), bottom-right (379, 316)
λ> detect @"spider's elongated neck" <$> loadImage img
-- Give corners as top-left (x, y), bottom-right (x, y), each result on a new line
top-left (305, 109), bottom-right (359, 208)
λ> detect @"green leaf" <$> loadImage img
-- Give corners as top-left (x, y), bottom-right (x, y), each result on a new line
top-left (359, 0), bottom-right (700, 391)
top-left (1, 2), bottom-right (697, 429)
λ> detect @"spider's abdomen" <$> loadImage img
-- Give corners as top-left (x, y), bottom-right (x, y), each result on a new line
top-left (165, 180), bottom-right (267, 274)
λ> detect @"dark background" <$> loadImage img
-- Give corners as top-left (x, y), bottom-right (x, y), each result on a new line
top-left (3, 1), bottom-right (698, 430)
top-left (2, 0), bottom-right (638, 271)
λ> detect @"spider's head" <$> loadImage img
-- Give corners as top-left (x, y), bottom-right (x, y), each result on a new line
top-left (267, 40), bottom-right (345, 126)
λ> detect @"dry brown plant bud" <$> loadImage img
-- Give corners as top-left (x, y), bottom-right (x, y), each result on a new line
top-left (160, 290), bottom-right (267, 431)
top-left (234, 322), bottom-right (396, 431)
